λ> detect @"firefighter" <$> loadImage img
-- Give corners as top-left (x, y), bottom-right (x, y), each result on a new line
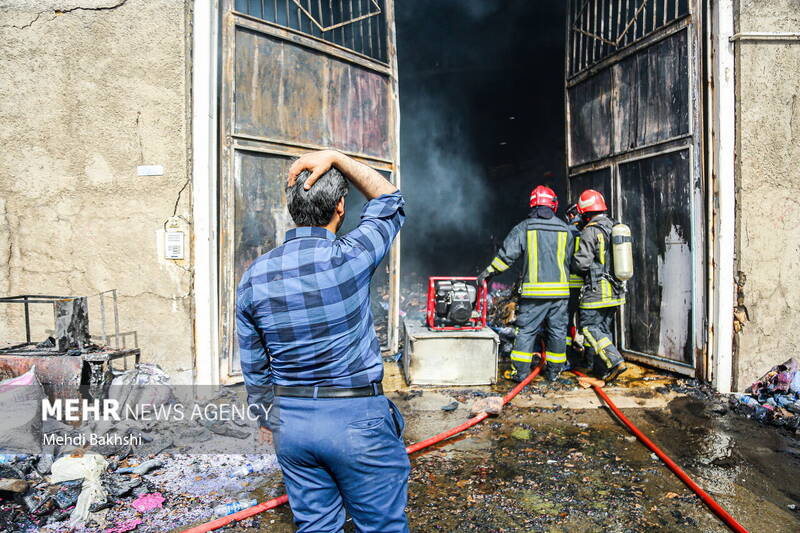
top-left (571, 189), bottom-right (627, 382)
top-left (565, 203), bottom-right (586, 370)
top-left (478, 186), bottom-right (573, 382)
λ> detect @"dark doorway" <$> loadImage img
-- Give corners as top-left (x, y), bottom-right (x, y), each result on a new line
top-left (396, 1), bottom-right (568, 286)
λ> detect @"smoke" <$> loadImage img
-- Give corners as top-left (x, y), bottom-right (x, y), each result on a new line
top-left (396, 0), bottom-right (567, 280)
top-left (399, 91), bottom-right (494, 245)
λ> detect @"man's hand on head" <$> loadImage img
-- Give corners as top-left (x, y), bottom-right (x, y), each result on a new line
top-left (288, 150), bottom-right (343, 190)
top-left (288, 149), bottom-right (395, 200)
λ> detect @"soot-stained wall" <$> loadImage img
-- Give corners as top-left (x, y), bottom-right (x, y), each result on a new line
top-left (396, 1), bottom-right (567, 284)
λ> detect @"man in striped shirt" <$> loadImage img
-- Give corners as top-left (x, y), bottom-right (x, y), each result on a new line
top-left (237, 150), bottom-right (409, 533)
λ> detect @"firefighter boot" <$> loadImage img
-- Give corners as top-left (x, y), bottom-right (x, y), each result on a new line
top-left (504, 360), bottom-right (531, 383)
top-left (602, 361), bottom-right (627, 383)
top-left (545, 362), bottom-right (566, 381)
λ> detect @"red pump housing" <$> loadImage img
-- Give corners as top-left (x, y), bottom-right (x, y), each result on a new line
top-left (426, 276), bottom-right (488, 331)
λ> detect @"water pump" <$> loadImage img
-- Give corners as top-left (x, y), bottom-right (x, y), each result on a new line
top-left (426, 277), bottom-right (488, 331)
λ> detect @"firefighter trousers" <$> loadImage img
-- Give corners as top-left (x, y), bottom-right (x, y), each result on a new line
top-left (510, 299), bottom-right (568, 378)
top-left (579, 306), bottom-right (624, 375)
top-left (566, 289), bottom-right (585, 368)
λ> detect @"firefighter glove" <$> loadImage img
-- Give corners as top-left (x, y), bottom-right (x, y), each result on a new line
top-left (477, 267), bottom-right (495, 286)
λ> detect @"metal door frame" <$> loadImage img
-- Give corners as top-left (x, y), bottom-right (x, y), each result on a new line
top-left (217, 1), bottom-right (401, 383)
top-left (565, 1), bottom-right (706, 376)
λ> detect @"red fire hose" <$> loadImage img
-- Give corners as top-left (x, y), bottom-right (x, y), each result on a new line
top-left (571, 370), bottom-right (749, 533)
top-left (182, 362), bottom-right (748, 533)
top-left (181, 359), bottom-right (546, 533)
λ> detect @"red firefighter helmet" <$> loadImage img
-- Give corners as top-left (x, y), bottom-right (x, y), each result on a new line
top-left (576, 189), bottom-right (607, 214)
top-left (529, 185), bottom-right (558, 212)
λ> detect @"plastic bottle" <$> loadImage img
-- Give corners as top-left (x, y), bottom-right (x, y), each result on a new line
top-left (735, 394), bottom-right (760, 409)
top-left (229, 463), bottom-right (268, 478)
top-left (0, 453), bottom-right (28, 464)
top-left (212, 499), bottom-right (258, 517)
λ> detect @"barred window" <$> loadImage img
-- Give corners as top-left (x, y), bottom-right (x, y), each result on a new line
top-left (568, 0), bottom-right (689, 77)
top-left (234, 0), bottom-right (388, 63)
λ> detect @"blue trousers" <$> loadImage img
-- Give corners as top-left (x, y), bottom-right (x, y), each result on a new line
top-left (510, 299), bottom-right (569, 377)
top-left (270, 394), bottom-right (410, 533)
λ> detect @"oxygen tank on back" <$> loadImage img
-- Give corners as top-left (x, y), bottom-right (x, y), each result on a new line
top-left (611, 224), bottom-right (633, 281)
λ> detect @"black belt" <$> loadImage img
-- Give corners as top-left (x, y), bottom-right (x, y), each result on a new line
top-left (274, 383), bottom-right (383, 399)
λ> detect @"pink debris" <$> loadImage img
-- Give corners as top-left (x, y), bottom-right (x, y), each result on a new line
top-left (105, 518), bottom-right (143, 532)
top-left (131, 492), bottom-right (165, 512)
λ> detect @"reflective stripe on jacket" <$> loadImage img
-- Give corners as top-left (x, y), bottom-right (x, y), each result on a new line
top-left (571, 214), bottom-right (625, 309)
top-left (487, 213), bottom-right (574, 299)
top-left (568, 225), bottom-right (583, 289)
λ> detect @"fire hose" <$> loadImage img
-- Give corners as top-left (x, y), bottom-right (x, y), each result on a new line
top-left (182, 360), bottom-right (748, 533)
top-left (181, 358), bottom-right (546, 533)
top-left (571, 370), bottom-right (749, 533)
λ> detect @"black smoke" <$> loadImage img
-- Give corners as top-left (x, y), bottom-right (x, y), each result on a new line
top-left (396, 0), bottom-right (568, 284)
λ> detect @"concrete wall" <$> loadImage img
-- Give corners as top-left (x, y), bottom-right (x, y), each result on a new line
top-left (0, 0), bottom-right (194, 378)
top-left (734, 0), bottom-right (800, 389)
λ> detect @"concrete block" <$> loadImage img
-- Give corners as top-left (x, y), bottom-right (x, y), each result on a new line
top-left (402, 321), bottom-right (498, 386)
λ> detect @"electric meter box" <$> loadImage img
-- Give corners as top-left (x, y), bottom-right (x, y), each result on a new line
top-left (402, 321), bottom-right (498, 386)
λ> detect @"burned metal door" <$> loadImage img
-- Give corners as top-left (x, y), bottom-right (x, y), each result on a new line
top-left (219, 0), bottom-right (400, 381)
top-left (566, 0), bottom-right (704, 375)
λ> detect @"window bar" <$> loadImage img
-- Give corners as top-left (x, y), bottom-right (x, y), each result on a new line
top-left (580, 0), bottom-right (587, 73)
top-left (366, 0), bottom-right (374, 58)
top-left (592, 0), bottom-right (598, 65)
top-left (376, 5), bottom-right (384, 61)
top-left (600, 0), bottom-right (606, 65)
top-left (662, 0), bottom-right (668, 26)
top-left (330, 0), bottom-right (339, 48)
top-left (622, 0), bottom-right (629, 47)
top-left (637, 0), bottom-right (643, 40)
top-left (616, 0), bottom-right (623, 49)
top-left (358, 0), bottom-right (366, 56)
top-left (273, 0), bottom-right (278, 23)
top-left (570, 0), bottom-right (577, 75)
top-left (585, 1), bottom-right (591, 70)
top-left (588, 0), bottom-right (593, 66)
top-left (651, 0), bottom-right (658, 31)
top-left (349, 0), bottom-right (356, 50)
top-left (579, 0), bottom-right (585, 74)
top-left (335, 0), bottom-right (343, 48)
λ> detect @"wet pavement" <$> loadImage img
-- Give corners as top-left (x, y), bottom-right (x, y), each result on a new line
top-left (222, 364), bottom-right (800, 533)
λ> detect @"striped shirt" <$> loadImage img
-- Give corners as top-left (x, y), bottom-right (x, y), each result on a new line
top-left (236, 192), bottom-right (405, 425)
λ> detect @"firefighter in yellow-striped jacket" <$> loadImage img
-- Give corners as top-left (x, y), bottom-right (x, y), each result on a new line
top-left (571, 189), bottom-right (627, 382)
top-left (565, 203), bottom-right (586, 370)
top-left (478, 186), bottom-right (573, 382)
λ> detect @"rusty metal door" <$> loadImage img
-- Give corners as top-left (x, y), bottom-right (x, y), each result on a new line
top-left (566, 0), bottom-right (704, 375)
top-left (218, 0), bottom-right (400, 381)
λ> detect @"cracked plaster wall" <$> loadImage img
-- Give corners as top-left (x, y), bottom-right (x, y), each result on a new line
top-left (0, 0), bottom-right (194, 376)
top-left (734, 0), bottom-right (800, 389)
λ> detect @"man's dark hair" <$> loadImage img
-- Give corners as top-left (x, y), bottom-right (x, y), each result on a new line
top-left (286, 167), bottom-right (349, 227)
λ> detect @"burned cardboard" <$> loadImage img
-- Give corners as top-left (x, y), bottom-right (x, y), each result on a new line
top-left (54, 297), bottom-right (90, 352)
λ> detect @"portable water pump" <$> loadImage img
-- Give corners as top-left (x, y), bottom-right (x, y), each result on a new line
top-left (426, 277), bottom-right (488, 331)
